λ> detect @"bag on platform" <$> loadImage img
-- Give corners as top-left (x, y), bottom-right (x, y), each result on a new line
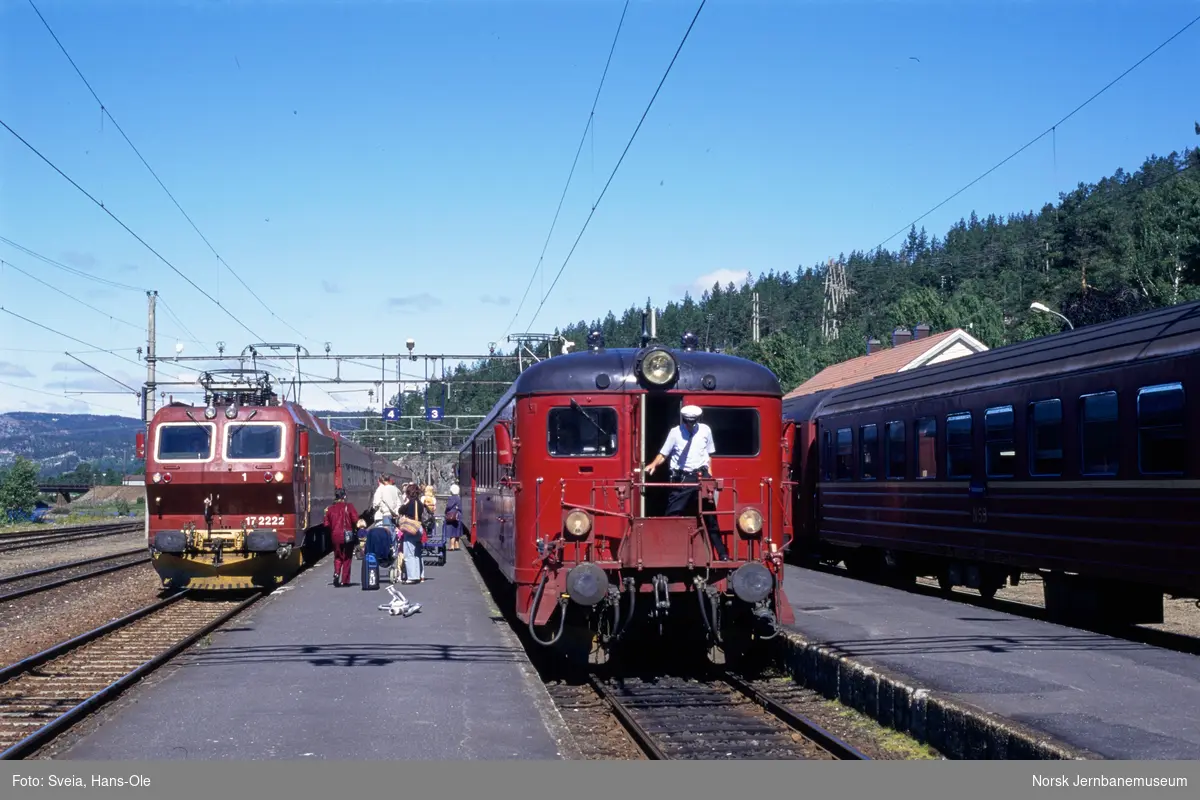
top-left (445, 508), bottom-right (460, 524)
top-left (397, 517), bottom-right (422, 536)
top-left (362, 553), bottom-right (379, 591)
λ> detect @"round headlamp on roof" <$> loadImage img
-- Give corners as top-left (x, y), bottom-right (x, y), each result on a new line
top-left (680, 405), bottom-right (702, 421)
top-left (638, 347), bottom-right (677, 387)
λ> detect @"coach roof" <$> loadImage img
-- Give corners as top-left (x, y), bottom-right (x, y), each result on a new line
top-left (819, 299), bottom-right (1200, 415)
top-left (510, 347), bottom-right (783, 396)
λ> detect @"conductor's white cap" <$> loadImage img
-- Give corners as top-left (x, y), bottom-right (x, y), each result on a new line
top-left (680, 405), bottom-right (702, 419)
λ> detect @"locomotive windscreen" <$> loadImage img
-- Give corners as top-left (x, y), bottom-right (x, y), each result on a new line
top-left (156, 423), bottom-right (214, 461)
top-left (226, 424), bottom-right (284, 460)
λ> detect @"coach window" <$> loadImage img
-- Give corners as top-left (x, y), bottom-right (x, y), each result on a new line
top-left (1138, 383), bottom-right (1185, 475)
top-left (985, 406), bottom-right (1016, 478)
top-left (701, 408), bottom-right (761, 457)
top-left (822, 430), bottom-right (834, 480)
top-left (548, 407), bottom-right (618, 457)
top-left (915, 417), bottom-right (937, 479)
top-left (885, 421), bottom-right (906, 479)
top-left (859, 424), bottom-right (878, 480)
top-left (1080, 391), bottom-right (1119, 476)
top-left (835, 428), bottom-right (854, 480)
top-left (945, 412), bottom-right (972, 479)
top-left (1028, 400), bottom-right (1063, 476)
top-left (156, 423), bottom-right (214, 461)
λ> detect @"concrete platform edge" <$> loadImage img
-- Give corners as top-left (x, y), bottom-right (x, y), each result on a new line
top-left (461, 552), bottom-right (583, 761)
top-left (771, 630), bottom-right (1098, 761)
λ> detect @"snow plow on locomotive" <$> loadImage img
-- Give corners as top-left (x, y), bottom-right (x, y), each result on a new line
top-left (459, 325), bottom-right (796, 664)
top-left (140, 370), bottom-right (398, 590)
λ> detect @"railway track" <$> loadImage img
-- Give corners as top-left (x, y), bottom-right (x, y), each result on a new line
top-left (0, 549), bottom-right (151, 604)
top-left (0, 590), bottom-right (260, 759)
top-left (588, 671), bottom-right (869, 760)
top-left (0, 521), bottom-right (143, 555)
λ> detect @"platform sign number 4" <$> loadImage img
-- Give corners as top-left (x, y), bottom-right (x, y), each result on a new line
top-left (382, 407), bottom-right (401, 422)
top-left (425, 407), bottom-right (443, 421)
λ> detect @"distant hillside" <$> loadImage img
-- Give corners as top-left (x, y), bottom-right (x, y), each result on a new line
top-left (0, 412), bottom-right (144, 477)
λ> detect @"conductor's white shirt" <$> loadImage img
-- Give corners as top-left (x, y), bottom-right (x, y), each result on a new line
top-left (659, 423), bottom-right (716, 472)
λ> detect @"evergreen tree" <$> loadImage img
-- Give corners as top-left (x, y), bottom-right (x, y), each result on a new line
top-left (1, 456), bottom-right (40, 519)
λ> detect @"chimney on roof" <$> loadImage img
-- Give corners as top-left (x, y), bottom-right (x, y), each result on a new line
top-left (913, 323), bottom-right (931, 341)
top-left (892, 327), bottom-right (912, 347)
top-left (866, 336), bottom-right (882, 355)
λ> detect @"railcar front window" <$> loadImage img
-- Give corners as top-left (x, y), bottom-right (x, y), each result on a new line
top-left (548, 407), bottom-right (618, 457)
top-left (946, 412), bottom-right (973, 479)
top-left (859, 424), bottom-right (878, 480)
top-left (836, 428), bottom-right (853, 480)
top-left (985, 406), bottom-right (1016, 478)
top-left (1080, 391), bottom-right (1119, 476)
top-left (699, 407), bottom-right (761, 457)
top-left (226, 425), bottom-right (284, 461)
top-left (915, 417), bottom-right (937, 479)
top-left (885, 421), bottom-right (906, 479)
top-left (156, 424), bottom-right (213, 461)
top-left (1029, 400), bottom-right (1063, 476)
top-left (1138, 383), bottom-right (1185, 475)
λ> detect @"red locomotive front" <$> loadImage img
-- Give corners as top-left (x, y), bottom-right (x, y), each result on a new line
top-left (461, 329), bottom-right (795, 663)
top-left (143, 371), bottom-right (342, 590)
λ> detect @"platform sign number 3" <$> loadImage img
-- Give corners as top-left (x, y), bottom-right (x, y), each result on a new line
top-left (425, 407), bottom-right (443, 422)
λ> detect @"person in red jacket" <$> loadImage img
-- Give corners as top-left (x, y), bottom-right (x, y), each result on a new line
top-left (323, 489), bottom-right (360, 587)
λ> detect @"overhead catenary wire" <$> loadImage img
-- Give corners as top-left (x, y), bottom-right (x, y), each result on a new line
top-left (0, 258), bottom-right (144, 333)
top-left (24, 0), bottom-right (311, 345)
top-left (523, 0), bottom-right (708, 332)
top-left (0, 377), bottom-right (133, 416)
top-left (500, 0), bottom-right (632, 342)
top-left (871, 10), bottom-right (1200, 251)
top-left (0, 235), bottom-right (142, 292)
top-left (0, 117), bottom-right (264, 343)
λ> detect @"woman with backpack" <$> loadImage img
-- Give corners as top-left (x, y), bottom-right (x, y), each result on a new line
top-left (444, 484), bottom-right (463, 550)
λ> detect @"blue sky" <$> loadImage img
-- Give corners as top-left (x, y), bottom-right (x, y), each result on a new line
top-left (1, 0), bottom-right (1197, 417)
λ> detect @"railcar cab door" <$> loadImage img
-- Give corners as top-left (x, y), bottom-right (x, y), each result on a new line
top-left (641, 393), bottom-right (682, 516)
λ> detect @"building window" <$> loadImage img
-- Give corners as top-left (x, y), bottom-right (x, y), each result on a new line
top-left (859, 424), bottom-right (878, 480)
top-left (836, 428), bottom-right (853, 480)
top-left (1080, 391), bottom-right (1119, 476)
top-left (1138, 383), bottom-right (1185, 475)
top-left (915, 417), bottom-right (937, 479)
top-left (547, 407), bottom-right (618, 457)
top-left (945, 412), bottom-right (972, 479)
top-left (1028, 399), bottom-right (1063, 476)
top-left (985, 406), bottom-right (1016, 478)
top-left (885, 421), bottom-right (906, 479)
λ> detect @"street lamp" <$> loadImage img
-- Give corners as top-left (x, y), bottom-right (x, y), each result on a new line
top-left (1030, 302), bottom-right (1074, 330)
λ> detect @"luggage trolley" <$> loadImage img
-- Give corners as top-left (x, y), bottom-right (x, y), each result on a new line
top-left (421, 514), bottom-right (448, 567)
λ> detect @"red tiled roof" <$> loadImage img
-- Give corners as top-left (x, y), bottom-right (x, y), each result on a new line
top-left (783, 329), bottom-right (963, 399)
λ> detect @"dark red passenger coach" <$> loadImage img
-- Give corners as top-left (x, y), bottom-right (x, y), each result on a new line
top-left (459, 328), bottom-right (796, 662)
top-left (786, 300), bottom-right (1200, 624)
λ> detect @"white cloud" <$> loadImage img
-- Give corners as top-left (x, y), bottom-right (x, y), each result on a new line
top-left (0, 362), bottom-right (34, 378)
top-left (692, 269), bottom-right (752, 294)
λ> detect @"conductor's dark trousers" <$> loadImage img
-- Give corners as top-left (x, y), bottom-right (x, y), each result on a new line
top-left (666, 468), bottom-right (729, 560)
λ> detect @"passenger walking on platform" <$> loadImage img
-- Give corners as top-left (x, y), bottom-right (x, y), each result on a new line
top-left (644, 405), bottom-right (730, 561)
top-left (322, 489), bottom-right (360, 587)
top-left (372, 475), bottom-right (401, 531)
top-left (397, 483), bottom-right (425, 584)
top-left (444, 484), bottom-right (463, 551)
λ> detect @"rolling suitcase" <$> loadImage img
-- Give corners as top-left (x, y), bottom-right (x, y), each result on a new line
top-left (362, 553), bottom-right (380, 591)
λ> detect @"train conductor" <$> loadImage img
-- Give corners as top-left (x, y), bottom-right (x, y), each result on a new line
top-left (644, 405), bottom-right (730, 561)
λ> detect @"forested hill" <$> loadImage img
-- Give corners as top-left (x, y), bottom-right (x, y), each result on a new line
top-left (404, 148), bottom-right (1200, 417)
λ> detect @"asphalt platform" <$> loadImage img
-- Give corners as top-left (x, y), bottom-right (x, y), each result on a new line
top-left (780, 568), bottom-right (1200, 759)
top-left (57, 549), bottom-right (576, 760)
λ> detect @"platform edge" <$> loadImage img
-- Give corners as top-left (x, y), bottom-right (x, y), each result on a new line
top-left (461, 553), bottom-right (584, 761)
top-left (772, 630), bottom-right (1099, 761)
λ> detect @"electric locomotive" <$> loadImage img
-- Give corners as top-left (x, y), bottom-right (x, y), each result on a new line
top-left (459, 318), bottom-right (796, 663)
top-left (139, 370), bottom-right (397, 590)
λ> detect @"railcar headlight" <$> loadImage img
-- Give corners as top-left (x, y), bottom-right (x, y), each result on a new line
top-left (737, 507), bottom-right (764, 535)
top-left (639, 348), bottom-right (677, 386)
top-left (204, 406), bottom-right (217, 419)
top-left (225, 405), bottom-right (238, 419)
top-left (564, 509), bottom-right (593, 538)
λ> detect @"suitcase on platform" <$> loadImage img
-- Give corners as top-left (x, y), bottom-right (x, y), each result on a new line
top-left (362, 553), bottom-right (379, 590)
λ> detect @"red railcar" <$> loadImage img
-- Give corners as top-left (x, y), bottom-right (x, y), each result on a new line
top-left (786, 300), bottom-right (1200, 624)
top-left (459, 330), bottom-right (796, 662)
top-left (141, 371), bottom-right (398, 590)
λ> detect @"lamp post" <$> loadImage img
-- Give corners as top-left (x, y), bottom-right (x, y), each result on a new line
top-left (1030, 302), bottom-right (1074, 330)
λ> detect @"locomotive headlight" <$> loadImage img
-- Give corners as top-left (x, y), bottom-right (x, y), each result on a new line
top-left (276, 494), bottom-right (284, 504)
top-left (204, 406), bottom-right (217, 420)
top-left (152, 472), bottom-right (162, 483)
top-left (737, 507), bottom-right (764, 535)
top-left (639, 349), bottom-right (677, 386)
top-left (564, 509), bottom-right (593, 538)
top-left (274, 471), bottom-right (285, 482)
top-left (225, 405), bottom-right (238, 419)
